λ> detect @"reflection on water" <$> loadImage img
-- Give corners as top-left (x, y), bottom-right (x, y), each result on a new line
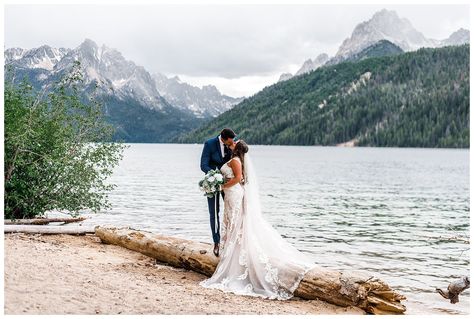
top-left (61, 144), bottom-right (469, 315)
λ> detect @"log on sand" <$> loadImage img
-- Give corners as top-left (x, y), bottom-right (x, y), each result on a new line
top-left (95, 226), bottom-right (406, 314)
top-left (4, 225), bottom-right (96, 234)
top-left (4, 217), bottom-right (87, 225)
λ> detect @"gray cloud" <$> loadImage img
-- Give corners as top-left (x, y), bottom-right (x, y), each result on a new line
top-left (5, 4), bottom-right (470, 79)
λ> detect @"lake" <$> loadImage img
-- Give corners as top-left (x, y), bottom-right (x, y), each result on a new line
top-left (68, 143), bottom-right (470, 315)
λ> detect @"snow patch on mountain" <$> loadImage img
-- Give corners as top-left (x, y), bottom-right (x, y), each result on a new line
top-left (50, 39), bottom-right (170, 110)
top-left (5, 46), bottom-right (70, 70)
top-left (5, 48), bottom-right (28, 63)
top-left (153, 73), bottom-right (243, 118)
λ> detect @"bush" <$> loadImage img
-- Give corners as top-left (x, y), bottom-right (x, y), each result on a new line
top-left (4, 62), bottom-right (127, 219)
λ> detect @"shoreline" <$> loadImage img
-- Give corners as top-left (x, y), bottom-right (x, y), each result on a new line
top-left (4, 233), bottom-right (364, 315)
top-left (114, 142), bottom-right (470, 150)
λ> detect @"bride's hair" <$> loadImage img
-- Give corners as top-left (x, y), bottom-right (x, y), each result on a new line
top-left (232, 140), bottom-right (249, 184)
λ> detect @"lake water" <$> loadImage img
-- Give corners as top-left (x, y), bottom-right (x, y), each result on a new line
top-left (66, 144), bottom-right (470, 314)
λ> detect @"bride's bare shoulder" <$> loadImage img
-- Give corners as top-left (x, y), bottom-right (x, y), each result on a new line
top-left (227, 157), bottom-right (241, 166)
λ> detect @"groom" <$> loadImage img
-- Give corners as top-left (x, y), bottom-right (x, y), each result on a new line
top-left (200, 128), bottom-right (236, 257)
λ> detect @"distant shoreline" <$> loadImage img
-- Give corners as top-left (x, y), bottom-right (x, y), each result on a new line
top-left (109, 142), bottom-right (470, 150)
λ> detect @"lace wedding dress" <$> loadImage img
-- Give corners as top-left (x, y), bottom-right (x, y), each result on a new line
top-left (200, 154), bottom-right (315, 300)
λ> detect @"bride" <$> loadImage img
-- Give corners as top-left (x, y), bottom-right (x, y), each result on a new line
top-left (200, 139), bottom-right (315, 300)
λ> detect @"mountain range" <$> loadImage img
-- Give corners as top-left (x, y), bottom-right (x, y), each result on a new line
top-left (178, 44), bottom-right (469, 148)
top-left (152, 73), bottom-right (243, 118)
top-left (5, 39), bottom-right (241, 117)
top-left (279, 9), bottom-right (470, 81)
top-left (5, 39), bottom-right (243, 142)
top-left (4, 8), bottom-right (470, 146)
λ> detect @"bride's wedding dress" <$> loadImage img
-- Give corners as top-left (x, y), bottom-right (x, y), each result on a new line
top-left (200, 154), bottom-right (315, 300)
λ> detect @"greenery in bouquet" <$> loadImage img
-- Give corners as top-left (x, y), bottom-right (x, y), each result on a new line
top-left (199, 169), bottom-right (225, 198)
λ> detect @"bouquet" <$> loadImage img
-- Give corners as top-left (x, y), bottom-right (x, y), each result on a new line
top-left (199, 169), bottom-right (225, 198)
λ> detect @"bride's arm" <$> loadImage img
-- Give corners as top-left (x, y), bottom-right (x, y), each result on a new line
top-left (222, 159), bottom-right (242, 189)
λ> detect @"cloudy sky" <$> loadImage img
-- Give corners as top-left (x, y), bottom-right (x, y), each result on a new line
top-left (4, 3), bottom-right (470, 97)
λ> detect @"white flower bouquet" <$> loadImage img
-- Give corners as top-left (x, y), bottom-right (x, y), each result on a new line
top-left (199, 169), bottom-right (225, 197)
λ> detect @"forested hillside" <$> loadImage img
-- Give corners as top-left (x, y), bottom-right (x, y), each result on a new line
top-left (178, 45), bottom-right (469, 148)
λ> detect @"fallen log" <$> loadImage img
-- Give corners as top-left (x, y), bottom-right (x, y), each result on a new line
top-left (4, 225), bottom-right (96, 234)
top-left (4, 217), bottom-right (87, 225)
top-left (95, 226), bottom-right (406, 314)
top-left (436, 276), bottom-right (470, 304)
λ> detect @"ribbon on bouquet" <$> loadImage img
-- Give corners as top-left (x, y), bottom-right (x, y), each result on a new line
top-left (214, 189), bottom-right (219, 235)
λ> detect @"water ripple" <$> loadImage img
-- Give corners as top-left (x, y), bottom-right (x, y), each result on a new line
top-left (51, 144), bottom-right (469, 315)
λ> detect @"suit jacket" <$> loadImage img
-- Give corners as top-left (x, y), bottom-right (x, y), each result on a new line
top-left (200, 136), bottom-right (232, 173)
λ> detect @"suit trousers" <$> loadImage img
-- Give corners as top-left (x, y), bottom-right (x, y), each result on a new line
top-left (207, 191), bottom-right (225, 244)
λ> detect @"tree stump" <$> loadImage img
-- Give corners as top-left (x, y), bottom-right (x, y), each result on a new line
top-left (436, 276), bottom-right (470, 304)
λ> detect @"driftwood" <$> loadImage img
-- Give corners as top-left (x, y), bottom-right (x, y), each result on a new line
top-left (4, 217), bottom-right (87, 225)
top-left (436, 276), bottom-right (470, 304)
top-left (4, 225), bottom-right (96, 234)
top-left (95, 226), bottom-right (406, 314)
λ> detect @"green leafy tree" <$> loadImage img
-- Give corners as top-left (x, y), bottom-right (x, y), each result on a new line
top-left (4, 61), bottom-right (127, 219)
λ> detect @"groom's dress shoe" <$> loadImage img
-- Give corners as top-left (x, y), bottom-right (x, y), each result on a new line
top-left (213, 243), bottom-right (219, 257)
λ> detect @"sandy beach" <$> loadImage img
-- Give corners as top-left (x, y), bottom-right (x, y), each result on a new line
top-left (4, 232), bottom-right (364, 315)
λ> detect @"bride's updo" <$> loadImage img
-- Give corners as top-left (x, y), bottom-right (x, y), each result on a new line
top-left (232, 140), bottom-right (249, 184)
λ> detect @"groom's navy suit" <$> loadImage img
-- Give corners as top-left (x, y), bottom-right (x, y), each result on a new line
top-left (200, 136), bottom-right (232, 244)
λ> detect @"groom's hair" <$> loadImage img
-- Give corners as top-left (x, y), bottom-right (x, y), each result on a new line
top-left (220, 128), bottom-right (236, 140)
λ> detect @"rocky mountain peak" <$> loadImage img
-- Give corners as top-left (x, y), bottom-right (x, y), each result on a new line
top-left (294, 53), bottom-right (329, 76)
top-left (152, 72), bottom-right (243, 118)
top-left (5, 47), bottom-right (28, 64)
top-left (442, 28), bottom-right (470, 46)
top-left (79, 38), bottom-right (99, 50)
top-left (5, 45), bottom-right (70, 71)
top-left (335, 9), bottom-right (433, 60)
top-left (202, 84), bottom-right (219, 94)
top-left (278, 73), bottom-right (293, 82)
top-left (314, 53), bottom-right (329, 64)
top-left (371, 9), bottom-right (402, 24)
